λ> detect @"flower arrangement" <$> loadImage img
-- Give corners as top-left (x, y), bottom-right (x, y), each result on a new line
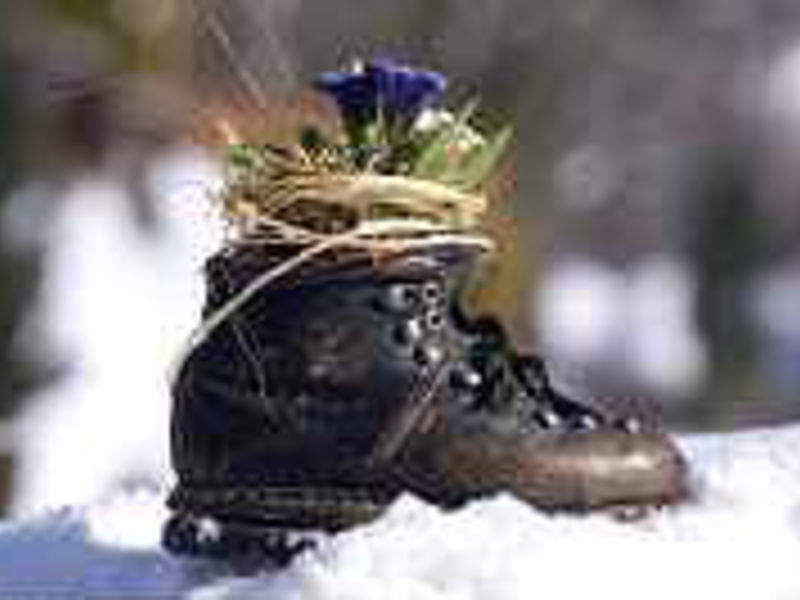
top-left (219, 59), bottom-right (512, 243)
top-left (179, 60), bottom-right (511, 362)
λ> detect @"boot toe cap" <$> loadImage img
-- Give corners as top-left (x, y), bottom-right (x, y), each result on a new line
top-left (403, 425), bottom-right (690, 512)
top-left (515, 429), bottom-right (690, 510)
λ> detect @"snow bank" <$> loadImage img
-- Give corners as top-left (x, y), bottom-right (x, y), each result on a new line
top-left (3, 424), bottom-right (800, 599)
top-left (10, 151), bottom-right (224, 516)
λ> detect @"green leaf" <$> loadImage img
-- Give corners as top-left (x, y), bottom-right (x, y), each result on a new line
top-left (449, 126), bottom-right (512, 190)
top-left (227, 144), bottom-right (260, 169)
top-left (409, 100), bottom-right (478, 182)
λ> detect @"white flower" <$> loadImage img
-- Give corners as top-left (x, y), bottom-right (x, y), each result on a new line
top-left (413, 108), bottom-right (485, 151)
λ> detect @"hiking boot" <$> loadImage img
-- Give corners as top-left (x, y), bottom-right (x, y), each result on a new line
top-left (163, 239), bottom-right (688, 562)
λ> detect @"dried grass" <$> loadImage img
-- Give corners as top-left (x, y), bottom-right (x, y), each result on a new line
top-left (169, 153), bottom-right (494, 386)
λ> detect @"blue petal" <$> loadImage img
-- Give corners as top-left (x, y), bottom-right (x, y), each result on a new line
top-left (315, 60), bottom-right (447, 125)
top-left (314, 69), bottom-right (378, 124)
top-left (367, 60), bottom-right (447, 118)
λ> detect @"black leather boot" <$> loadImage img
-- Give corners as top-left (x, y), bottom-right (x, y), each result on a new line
top-left (163, 240), bottom-right (688, 562)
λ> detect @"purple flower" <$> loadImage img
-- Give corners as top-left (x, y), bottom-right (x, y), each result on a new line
top-left (315, 67), bottom-right (377, 125)
top-left (315, 60), bottom-right (447, 126)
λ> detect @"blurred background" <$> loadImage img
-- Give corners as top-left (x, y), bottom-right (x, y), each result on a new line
top-left (2, 0), bottom-right (800, 516)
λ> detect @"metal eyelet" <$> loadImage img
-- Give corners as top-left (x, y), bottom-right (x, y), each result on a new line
top-left (413, 343), bottom-right (443, 368)
top-left (425, 310), bottom-right (444, 330)
top-left (622, 417), bottom-right (641, 433)
top-left (422, 281), bottom-right (443, 303)
top-left (537, 410), bottom-right (561, 429)
top-left (449, 363), bottom-right (482, 390)
top-left (376, 284), bottom-right (419, 313)
top-left (392, 319), bottom-right (424, 347)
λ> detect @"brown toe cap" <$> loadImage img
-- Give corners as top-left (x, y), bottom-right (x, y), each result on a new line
top-left (398, 422), bottom-right (689, 511)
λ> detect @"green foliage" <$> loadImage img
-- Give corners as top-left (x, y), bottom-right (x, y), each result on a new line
top-left (227, 144), bottom-right (260, 169)
top-left (409, 101), bottom-right (478, 182)
top-left (407, 103), bottom-right (511, 191)
top-left (227, 97), bottom-right (511, 196)
top-left (449, 126), bottom-right (512, 190)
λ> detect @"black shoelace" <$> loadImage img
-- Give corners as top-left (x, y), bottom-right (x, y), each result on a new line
top-left (452, 310), bottom-right (613, 431)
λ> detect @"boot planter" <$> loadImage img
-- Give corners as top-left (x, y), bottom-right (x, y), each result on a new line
top-left (163, 60), bottom-right (689, 563)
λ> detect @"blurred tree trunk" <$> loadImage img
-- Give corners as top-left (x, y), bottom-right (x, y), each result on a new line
top-left (687, 138), bottom-right (768, 426)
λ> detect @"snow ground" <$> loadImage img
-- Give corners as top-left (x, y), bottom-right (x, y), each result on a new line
top-left (2, 426), bottom-right (800, 599)
top-left (3, 151), bottom-right (800, 598)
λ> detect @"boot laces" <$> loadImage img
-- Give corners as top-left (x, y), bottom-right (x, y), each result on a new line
top-left (455, 313), bottom-right (621, 431)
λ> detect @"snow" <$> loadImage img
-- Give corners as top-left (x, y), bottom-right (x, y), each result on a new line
top-left (3, 426), bottom-right (800, 599)
top-left (10, 149), bottom-right (224, 516)
top-left (536, 255), bottom-right (706, 398)
top-left (3, 149), bottom-right (800, 598)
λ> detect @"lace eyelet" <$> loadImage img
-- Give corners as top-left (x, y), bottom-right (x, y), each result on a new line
top-left (413, 344), bottom-right (443, 368)
top-left (392, 319), bottom-right (424, 347)
top-left (376, 284), bottom-right (419, 313)
top-left (537, 410), bottom-right (561, 429)
top-left (422, 281), bottom-right (443, 303)
top-left (449, 364), bottom-right (482, 389)
top-left (622, 417), bottom-right (641, 433)
top-left (425, 310), bottom-right (444, 330)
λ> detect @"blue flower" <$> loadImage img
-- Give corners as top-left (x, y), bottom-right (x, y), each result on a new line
top-left (315, 60), bottom-right (447, 126)
top-left (315, 66), bottom-right (378, 126)
top-left (367, 59), bottom-right (447, 121)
